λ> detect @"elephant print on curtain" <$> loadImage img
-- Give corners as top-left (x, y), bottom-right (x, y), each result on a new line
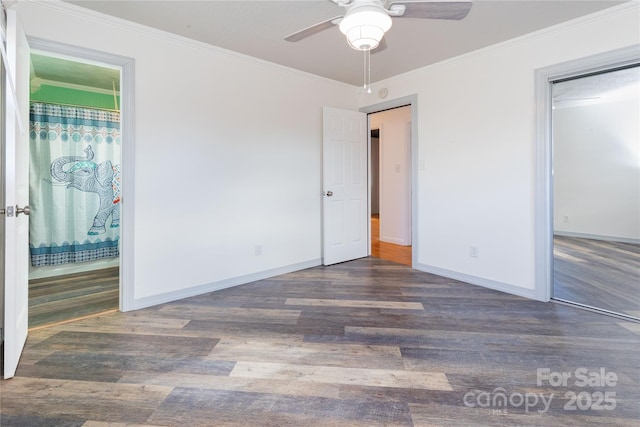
top-left (29, 102), bottom-right (121, 267)
top-left (49, 144), bottom-right (120, 236)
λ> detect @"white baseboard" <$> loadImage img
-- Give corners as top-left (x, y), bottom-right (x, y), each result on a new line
top-left (130, 259), bottom-right (321, 311)
top-left (380, 235), bottom-right (411, 246)
top-left (414, 262), bottom-right (538, 300)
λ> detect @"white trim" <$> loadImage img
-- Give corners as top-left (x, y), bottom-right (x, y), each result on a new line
top-left (414, 262), bottom-right (536, 300)
top-left (130, 259), bottom-right (321, 311)
top-left (380, 236), bottom-right (409, 246)
top-left (374, 2), bottom-right (639, 87)
top-left (119, 54), bottom-right (135, 313)
top-left (28, 0), bottom-right (355, 90)
top-left (27, 37), bottom-right (137, 312)
top-left (360, 94), bottom-right (418, 267)
top-left (25, 0), bottom-right (640, 91)
top-left (534, 44), bottom-right (640, 303)
top-left (0, 7), bottom-right (5, 344)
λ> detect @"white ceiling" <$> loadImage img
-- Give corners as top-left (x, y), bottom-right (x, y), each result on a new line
top-left (50, 0), bottom-right (627, 87)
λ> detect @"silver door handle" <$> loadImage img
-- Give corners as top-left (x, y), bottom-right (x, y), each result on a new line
top-left (325, 191), bottom-right (333, 197)
top-left (16, 205), bottom-right (31, 216)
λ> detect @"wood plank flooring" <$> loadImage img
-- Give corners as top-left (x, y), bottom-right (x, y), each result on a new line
top-left (2, 258), bottom-right (638, 426)
top-left (28, 267), bottom-right (119, 328)
top-left (371, 215), bottom-right (412, 266)
top-left (553, 236), bottom-right (640, 319)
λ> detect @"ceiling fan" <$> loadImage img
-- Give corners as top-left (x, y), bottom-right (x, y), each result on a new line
top-left (284, 0), bottom-right (473, 52)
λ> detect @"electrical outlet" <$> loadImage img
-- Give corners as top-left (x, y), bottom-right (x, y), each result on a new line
top-left (469, 246), bottom-right (479, 258)
top-left (563, 215), bottom-right (569, 223)
top-left (255, 245), bottom-right (263, 256)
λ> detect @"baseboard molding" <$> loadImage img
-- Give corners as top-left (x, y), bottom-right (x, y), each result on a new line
top-left (554, 231), bottom-right (639, 245)
top-left (380, 235), bottom-right (411, 246)
top-left (130, 259), bottom-right (321, 311)
top-left (414, 262), bottom-right (538, 300)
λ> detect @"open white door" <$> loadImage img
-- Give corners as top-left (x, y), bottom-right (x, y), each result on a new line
top-left (322, 107), bottom-right (368, 265)
top-left (2, 8), bottom-right (30, 379)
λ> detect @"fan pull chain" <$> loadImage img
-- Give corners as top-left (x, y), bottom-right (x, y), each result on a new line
top-left (363, 49), bottom-right (367, 91)
top-left (363, 49), bottom-right (372, 94)
top-left (367, 49), bottom-right (372, 93)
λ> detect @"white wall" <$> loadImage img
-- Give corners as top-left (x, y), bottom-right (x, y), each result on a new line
top-left (359, 3), bottom-right (640, 298)
top-left (13, 1), bottom-right (640, 306)
top-left (15, 1), bottom-right (357, 308)
top-left (370, 107), bottom-right (412, 246)
top-left (553, 93), bottom-right (640, 242)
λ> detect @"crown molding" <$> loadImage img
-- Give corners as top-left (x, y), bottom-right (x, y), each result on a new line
top-left (378, 1), bottom-right (640, 85)
top-left (24, 0), bottom-right (355, 89)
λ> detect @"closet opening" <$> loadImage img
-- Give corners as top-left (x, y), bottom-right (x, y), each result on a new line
top-left (550, 65), bottom-right (639, 321)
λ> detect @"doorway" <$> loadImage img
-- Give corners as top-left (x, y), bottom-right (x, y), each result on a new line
top-left (27, 50), bottom-right (122, 328)
top-left (360, 97), bottom-right (419, 266)
top-left (0, 45), bottom-right (6, 340)
top-left (551, 66), bottom-right (639, 320)
top-left (369, 106), bottom-right (412, 266)
top-left (534, 45), bottom-right (640, 321)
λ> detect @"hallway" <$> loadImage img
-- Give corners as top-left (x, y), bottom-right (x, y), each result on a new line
top-left (371, 214), bottom-right (411, 266)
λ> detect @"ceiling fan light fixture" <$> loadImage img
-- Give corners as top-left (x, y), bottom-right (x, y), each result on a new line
top-left (339, 5), bottom-right (392, 51)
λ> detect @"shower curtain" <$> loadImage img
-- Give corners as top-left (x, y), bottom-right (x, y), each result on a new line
top-left (29, 102), bottom-right (121, 266)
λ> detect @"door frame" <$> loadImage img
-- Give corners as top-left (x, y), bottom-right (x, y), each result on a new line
top-left (360, 94), bottom-right (418, 267)
top-left (534, 44), bottom-right (639, 304)
top-left (27, 37), bottom-right (137, 311)
top-left (0, 27), bottom-right (5, 340)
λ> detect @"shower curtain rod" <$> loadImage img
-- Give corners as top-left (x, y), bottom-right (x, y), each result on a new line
top-left (30, 99), bottom-right (120, 113)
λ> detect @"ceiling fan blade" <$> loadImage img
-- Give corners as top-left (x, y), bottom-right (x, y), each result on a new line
top-left (371, 36), bottom-right (387, 54)
top-left (389, 1), bottom-right (473, 20)
top-left (284, 16), bottom-right (343, 42)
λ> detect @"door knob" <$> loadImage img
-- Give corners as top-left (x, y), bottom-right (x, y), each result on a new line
top-left (325, 191), bottom-right (333, 197)
top-left (16, 205), bottom-right (31, 216)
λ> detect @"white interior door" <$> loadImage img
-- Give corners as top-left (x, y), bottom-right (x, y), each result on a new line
top-left (322, 107), bottom-right (368, 265)
top-left (2, 8), bottom-right (30, 379)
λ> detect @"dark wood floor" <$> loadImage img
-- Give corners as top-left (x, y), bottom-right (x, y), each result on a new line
top-left (553, 236), bottom-right (640, 319)
top-left (25, 216), bottom-right (408, 330)
top-left (24, 214), bottom-right (448, 329)
top-left (28, 267), bottom-right (119, 329)
top-left (2, 258), bottom-right (638, 426)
